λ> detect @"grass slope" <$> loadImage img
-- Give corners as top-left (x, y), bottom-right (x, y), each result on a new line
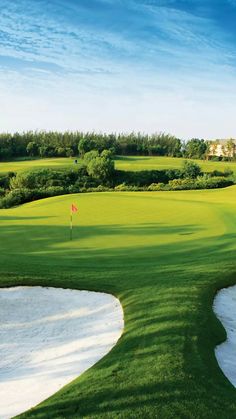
top-left (0, 188), bottom-right (236, 418)
top-left (1, 155), bottom-right (236, 174)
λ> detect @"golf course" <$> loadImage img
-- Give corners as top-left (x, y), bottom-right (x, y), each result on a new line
top-left (1, 185), bottom-right (236, 418)
top-left (1, 155), bottom-right (236, 174)
top-left (2, 0), bottom-right (236, 416)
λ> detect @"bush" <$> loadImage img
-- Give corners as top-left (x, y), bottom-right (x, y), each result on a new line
top-left (167, 176), bottom-right (233, 191)
top-left (147, 183), bottom-right (166, 191)
top-left (182, 160), bottom-right (202, 179)
top-left (168, 179), bottom-right (196, 190)
top-left (114, 183), bottom-right (142, 191)
top-left (0, 172), bottom-right (16, 189)
top-left (44, 186), bottom-right (67, 196)
top-left (0, 187), bottom-right (68, 208)
top-left (209, 169), bottom-right (233, 178)
top-left (210, 156), bottom-right (221, 161)
top-left (0, 187), bottom-right (5, 196)
top-left (0, 189), bottom-right (36, 208)
top-left (115, 183), bottom-right (128, 191)
top-left (200, 177), bottom-right (233, 189)
top-left (9, 167), bottom-right (89, 190)
top-left (87, 185), bottom-right (112, 192)
top-left (115, 169), bottom-right (182, 186)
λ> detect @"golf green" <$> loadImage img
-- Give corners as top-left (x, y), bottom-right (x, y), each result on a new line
top-left (1, 188), bottom-right (236, 418)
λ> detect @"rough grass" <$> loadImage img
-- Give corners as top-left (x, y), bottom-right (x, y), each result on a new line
top-left (0, 188), bottom-right (236, 418)
top-left (1, 155), bottom-right (236, 174)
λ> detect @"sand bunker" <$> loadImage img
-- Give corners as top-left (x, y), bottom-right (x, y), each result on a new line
top-left (213, 285), bottom-right (236, 387)
top-left (0, 286), bottom-right (124, 419)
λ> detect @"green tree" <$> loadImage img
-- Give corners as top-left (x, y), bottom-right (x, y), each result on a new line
top-left (26, 142), bottom-right (38, 157)
top-left (184, 139), bottom-right (207, 159)
top-left (83, 150), bottom-right (99, 164)
top-left (182, 160), bottom-right (202, 179)
top-left (85, 150), bottom-right (115, 184)
top-left (226, 139), bottom-right (235, 160)
top-left (78, 138), bottom-right (95, 156)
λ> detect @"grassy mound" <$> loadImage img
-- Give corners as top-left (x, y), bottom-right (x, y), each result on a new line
top-left (1, 188), bottom-right (236, 418)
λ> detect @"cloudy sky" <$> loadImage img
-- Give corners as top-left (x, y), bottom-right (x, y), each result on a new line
top-left (1, 0), bottom-right (236, 138)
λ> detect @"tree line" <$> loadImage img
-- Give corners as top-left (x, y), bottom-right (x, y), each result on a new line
top-left (0, 131), bottom-right (215, 160)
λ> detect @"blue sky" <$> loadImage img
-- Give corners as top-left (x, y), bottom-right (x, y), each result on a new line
top-left (0, 0), bottom-right (236, 138)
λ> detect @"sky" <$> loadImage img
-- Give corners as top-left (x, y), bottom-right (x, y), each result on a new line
top-left (1, 0), bottom-right (236, 138)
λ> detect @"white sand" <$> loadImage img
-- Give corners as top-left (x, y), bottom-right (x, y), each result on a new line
top-left (0, 286), bottom-right (124, 419)
top-left (213, 285), bottom-right (236, 387)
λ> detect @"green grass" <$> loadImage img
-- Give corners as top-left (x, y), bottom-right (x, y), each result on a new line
top-left (1, 155), bottom-right (236, 174)
top-left (116, 155), bottom-right (236, 172)
top-left (1, 188), bottom-right (236, 418)
top-left (0, 157), bottom-right (79, 174)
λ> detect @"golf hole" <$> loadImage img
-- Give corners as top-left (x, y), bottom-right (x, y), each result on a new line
top-left (0, 286), bottom-right (124, 419)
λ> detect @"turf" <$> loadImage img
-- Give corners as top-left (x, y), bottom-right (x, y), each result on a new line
top-left (1, 155), bottom-right (236, 174)
top-left (0, 157), bottom-right (79, 174)
top-left (1, 188), bottom-right (236, 418)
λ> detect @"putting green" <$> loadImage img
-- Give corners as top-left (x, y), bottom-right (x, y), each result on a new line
top-left (1, 188), bottom-right (236, 418)
top-left (1, 155), bottom-right (236, 174)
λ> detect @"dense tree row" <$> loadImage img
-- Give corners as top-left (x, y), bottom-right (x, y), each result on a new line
top-left (0, 131), bottom-right (201, 160)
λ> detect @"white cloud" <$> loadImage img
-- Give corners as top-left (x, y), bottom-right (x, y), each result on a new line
top-left (0, 0), bottom-right (236, 137)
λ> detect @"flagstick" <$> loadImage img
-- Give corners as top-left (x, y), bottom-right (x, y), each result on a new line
top-left (70, 211), bottom-right (73, 241)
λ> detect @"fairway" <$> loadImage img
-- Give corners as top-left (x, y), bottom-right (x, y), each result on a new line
top-left (1, 188), bottom-right (236, 418)
top-left (115, 155), bottom-right (236, 172)
top-left (0, 157), bottom-right (79, 174)
top-left (1, 155), bottom-right (236, 174)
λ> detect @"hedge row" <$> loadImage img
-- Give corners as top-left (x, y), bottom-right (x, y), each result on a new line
top-left (0, 176), bottom-right (234, 209)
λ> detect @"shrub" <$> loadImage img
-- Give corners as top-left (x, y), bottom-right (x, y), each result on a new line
top-left (9, 167), bottom-right (89, 190)
top-left (210, 156), bottom-right (220, 161)
top-left (44, 186), bottom-right (66, 196)
top-left (168, 179), bottom-right (196, 190)
top-left (115, 169), bottom-right (182, 186)
top-left (87, 185), bottom-right (111, 192)
top-left (167, 176), bottom-right (233, 191)
top-left (201, 177), bottom-right (233, 189)
top-left (182, 160), bottom-right (202, 179)
top-left (115, 183), bottom-right (127, 191)
top-left (0, 172), bottom-right (16, 189)
top-left (147, 183), bottom-right (166, 191)
top-left (209, 169), bottom-right (233, 178)
top-left (0, 187), bottom-right (5, 196)
top-left (114, 183), bottom-right (141, 191)
top-left (0, 187), bottom-right (68, 208)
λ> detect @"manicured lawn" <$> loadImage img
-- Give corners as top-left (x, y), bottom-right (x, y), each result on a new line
top-left (0, 157), bottom-right (80, 174)
top-left (115, 155), bottom-right (236, 172)
top-left (1, 155), bottom-right (236, 174)
top-left (1, 188), bottom-right (236, 418)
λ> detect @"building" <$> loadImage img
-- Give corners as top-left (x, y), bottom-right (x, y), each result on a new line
top-left (208, 139), bottom-right (236, 158)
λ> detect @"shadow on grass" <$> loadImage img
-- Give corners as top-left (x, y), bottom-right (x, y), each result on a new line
top-left (1, 220), bottom-right (236, 418)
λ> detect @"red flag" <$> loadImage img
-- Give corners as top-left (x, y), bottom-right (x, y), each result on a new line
top-left (71, 204), bottom-right (78, 213)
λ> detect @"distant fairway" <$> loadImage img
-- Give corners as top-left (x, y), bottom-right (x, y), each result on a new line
top-left (116, 155), bottom-right (236, 172)
top-left (1, 188), bottom-right (236, 418)
top-left (0, 157), bottom-right (78, 174)
top-left (1, 155), bottom-right (236, 174)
